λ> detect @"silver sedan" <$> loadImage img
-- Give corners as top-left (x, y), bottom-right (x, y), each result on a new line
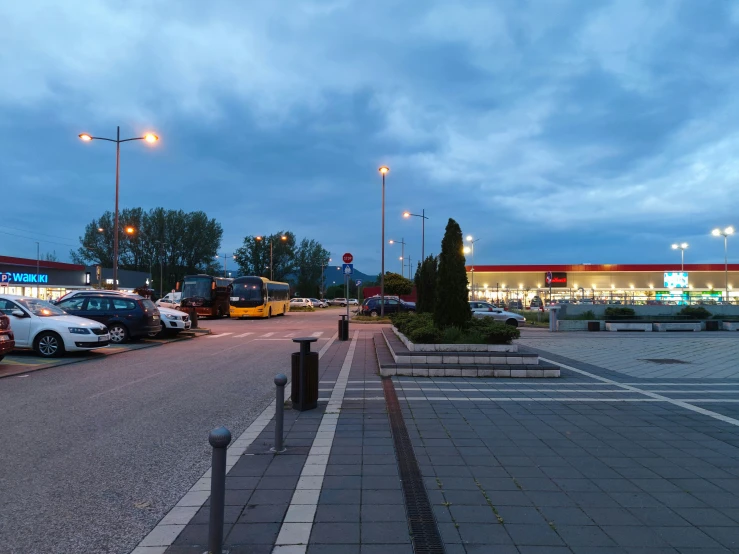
top-left (469, 301), bottom-right (526, 327)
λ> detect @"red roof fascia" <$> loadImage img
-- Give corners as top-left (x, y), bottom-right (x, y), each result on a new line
top-left (468, 264), bottom-right (739, 272)
top-left (0, 255), bottom-right (85, 271)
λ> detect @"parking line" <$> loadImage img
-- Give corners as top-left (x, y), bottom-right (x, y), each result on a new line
top-left (233, 332), bottom-right (253, 338)
top-left (261, 332), bottom-right (275, 338)
top-left (311, 331), bottom-right (323, 338)
top-left (205, 333), bottom-right (234, 339)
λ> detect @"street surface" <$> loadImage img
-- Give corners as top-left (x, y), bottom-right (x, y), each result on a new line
top-left (0, 309), bottom-right (341, 554)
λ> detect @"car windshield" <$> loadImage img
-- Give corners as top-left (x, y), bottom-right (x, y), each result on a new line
top-left (182, 277), bottom-right (213, 299)
top-left (17, 298), bottom-right (66, 317)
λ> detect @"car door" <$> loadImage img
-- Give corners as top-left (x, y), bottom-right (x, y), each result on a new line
top-left (81, 297), bottom-right (111, 325)
top-left (385, 299), bottom-right (400, 314)
top-left (0, 299), bottom-right (32, 346)
top-left (57, 296), bottom-right (87, 316)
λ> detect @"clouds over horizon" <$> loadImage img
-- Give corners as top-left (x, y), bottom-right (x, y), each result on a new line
top-left (2, 0), bottom-right (739, 270)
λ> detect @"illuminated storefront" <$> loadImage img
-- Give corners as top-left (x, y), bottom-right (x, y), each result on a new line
top-left (0, 256), bottom-right (87, 300)
top-left (466, 264), bottom-right (739, 305)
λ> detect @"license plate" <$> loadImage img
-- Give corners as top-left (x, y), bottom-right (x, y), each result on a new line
top-left (230, 297), bottom-right (240, 302)
top-left (99, 335), bottom-right (109, 342)
top-left (153, 315), bottom-right (159, 320)
top-left (0, 335), bottom-right (7, 342)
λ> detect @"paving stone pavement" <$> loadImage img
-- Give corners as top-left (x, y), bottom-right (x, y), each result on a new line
top-left (153, 328), bottom-right (739, 553)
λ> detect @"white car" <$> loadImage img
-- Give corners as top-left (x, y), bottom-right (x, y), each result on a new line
top-left (0, 294), bottom-right (111, 358)
top-left (310, 298), bottom-right (328, 308)
top-left (290, 298), bottom-right (314, 308)
top-left (347, 298), bottom-right (359, 306)
top-left (156, 292), bottom-right (182, 310)
top-left (149, 306), bottom-right (191, 337)
top-left (469, 301), bottom-right (526, 327)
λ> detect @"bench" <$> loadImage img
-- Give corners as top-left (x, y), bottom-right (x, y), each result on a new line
top-left (653, 322), bottom-right (701, 332)
top-left (723, 322), bottom-right (739, 331)
top-left (605, 322), bottom-right (652, 332)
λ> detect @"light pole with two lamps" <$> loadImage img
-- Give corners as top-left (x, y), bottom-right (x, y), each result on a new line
top-left (79, 127), bottom-right (158, 290)
top-left (388, 238), bottom-right (406, 278)
top-left (403, 209), bottom-right (428, 263)
top-left (256, 235), bottom-right (288, 281)
top-left (712, 226), bottom-right (734, 303)
top-left (463, 235), bottom-right (480, 300)
top-left (214, 253), bottom-right (234, 278)
top-left (671, 242), bottom-right (689, 271)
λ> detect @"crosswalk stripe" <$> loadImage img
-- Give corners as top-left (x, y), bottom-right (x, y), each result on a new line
top-left (311, 331), bottom-right (323, 337)
top-left (206, 332), bottom-right (234, 339)
top-left (285, 332), bottom-right (296, 338)
top-left (261, 332), bottom-right (275, 337)
top-left (233, 332), bottom-right (253, 338)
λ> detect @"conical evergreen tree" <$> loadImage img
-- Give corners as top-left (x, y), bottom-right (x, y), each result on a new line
top-left (434, 218), bottom-right (471, 328)
top-left (415, 255), bottom-right (438, 313)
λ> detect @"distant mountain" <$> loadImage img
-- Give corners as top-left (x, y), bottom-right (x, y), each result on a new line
top-left (323, 265), bottom-right (376, 285)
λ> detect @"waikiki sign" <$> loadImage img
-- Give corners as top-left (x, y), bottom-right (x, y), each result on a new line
top-left (0, 272), bottom-right (49, 284)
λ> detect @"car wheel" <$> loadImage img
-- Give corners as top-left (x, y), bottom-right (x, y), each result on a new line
top-left (341, 303), bottom-right (346, 307)
top-left (109, 323), bottom-right (129, 344)
top-left (370, 310), bottom-right (379, 317)
top-left (268, 307), bottom-right (272, 318)
top-left (0, 355), bottom-right (4, 363)
top-left (148, 322), bottom-right (165, 338)
top-left (35, 332), bottom-right (65, 358)
top-left (505, 318), bottom-right (519, 328)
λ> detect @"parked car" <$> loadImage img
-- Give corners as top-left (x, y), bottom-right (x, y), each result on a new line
top-left (471, 305), bottom-right (526, 327)
top-left (328, 298), bottom-right (348, 306)
top-left (0, 313), bottom-right (15, 362)
top-left (360, 297), bottom-right (416, 317)
top-left (310, 298), bottom-right (328, 308)
top-left (290, 298), bottom-right (314, 308)
top-left (55, 292), bottom-right (160, 344)
top-left (148, 306), bottom-right (191, 337)
top-left (0, 294), bottom-right (110, 358)
top-left (508, 299), bottom-right (523, 310)
top-left (469, 301), bottom-right (498, 312)
top-left (156, 292), bottom-right (182, 309)
top-left (347, 298), bottom-right (359, 306)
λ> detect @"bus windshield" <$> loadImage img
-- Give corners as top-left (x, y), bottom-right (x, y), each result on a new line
top-left (231, 279), bottom-right (264, 303)
top-left (182, 276), bottom-right (213, 300)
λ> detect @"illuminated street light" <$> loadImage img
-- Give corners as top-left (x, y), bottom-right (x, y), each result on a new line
top-left (389, 238), bottom-right (407, 278)
top-left (712, 226), bottom-right (735, 303)
top-left (403, 209), bottom-right (428, 262)
top-left (465, 235), bottom-right (480, 300)
top-left (256, 235), bottom-right (288, 280)
top-left (78, 126), bottom-right (159, 289)
top-left (671, 242), bottom-right (689, 271)
top-left (379, 166), bottom-right (389, 315)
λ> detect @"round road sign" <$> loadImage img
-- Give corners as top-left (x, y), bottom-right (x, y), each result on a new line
top-left (342, 253), bottom-right (353, 263)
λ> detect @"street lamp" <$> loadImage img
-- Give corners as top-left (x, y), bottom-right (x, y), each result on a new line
top-left (320, 257), bottom-right (332, 299)
top-left (464, 235), bottom-right (480, 300)
top-left (388, 238), bottom-right (406, 278)
top-left (403, 209), bottom-right (428, 262)
top-left (671, 242), bottom-right (689, 271)
top-left (379, 166), bottom-right (389, 316)
top-left (79, 127), bottom-right (159, 289)
top-left (712, 226), bottom-right (734, 303)
top-left (256, 235), bottom-right (288, 280)
top-left (215, 253), bottom-right (232, 277)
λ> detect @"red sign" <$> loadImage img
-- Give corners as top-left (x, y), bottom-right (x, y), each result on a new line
top-left (342, 253), bottom-right (353, 263)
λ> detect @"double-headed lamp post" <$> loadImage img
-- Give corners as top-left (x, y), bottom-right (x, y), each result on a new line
top-left (712, 226), bottom-right (734, 303)
top-left (379, 166), bottom-right (389, 316)
top-left (388, 239), bottom-right (406, 277)
top-left (463, 235), bottom-right (480, 300)
top-left (671, 242), bottom-right (689, 271)
top-left (403, 209), bottom-right (428, 262)
top-left (215, 253), bottom-right (233, 278)
top-left (79, 127), bottom-right (158, 290)
top-left (256, 235), bottom-right (287, 280)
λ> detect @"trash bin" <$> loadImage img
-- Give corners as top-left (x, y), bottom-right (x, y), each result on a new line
top-left (588, 321), bottom-right (600, 332)
top-left (188, 307), bottom-right (199, 329)
top-left (291, 338), bottom-right (319, 411)
top-left (338, 315), bottom-right (349, 341)
top-left (705, 320), bottom-right (719, 331)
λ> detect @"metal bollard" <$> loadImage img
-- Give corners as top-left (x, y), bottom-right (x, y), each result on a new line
top-left (273, 374), bottom-right (287, 453)
top-left (208, 426), bottom-right (232, 554)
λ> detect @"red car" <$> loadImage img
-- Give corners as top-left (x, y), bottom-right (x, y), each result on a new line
top-left (0, 314), bottom-right (15, 363)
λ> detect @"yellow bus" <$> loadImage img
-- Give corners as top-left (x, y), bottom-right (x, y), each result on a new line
top-left (229, 276), bottom-right (290, 318)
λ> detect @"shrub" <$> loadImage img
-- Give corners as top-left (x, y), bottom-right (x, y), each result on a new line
top-left (409, 324), bottom-right (442, 344)
top-left (566, 310), bottom-right (596, 320)
top-left (604, 307), bottom-right (636, 318)
top-left (677, 306), bottom-right (712, 320)
top-left (440, 326), bottom-right (465, 344)
top-left (289, 306), bottom-right (315, 312)
top-left (390, 312), bottom-right (433, 337)
top-left (468, 318), bottom-right (521, 344)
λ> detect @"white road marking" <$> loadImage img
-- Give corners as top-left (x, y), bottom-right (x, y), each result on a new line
top-left (233, 332), bottom-right (254, 338)
top-left (90, 371), bottom-right (166, 399)
top-left (273, 330), bottom-right (358, 552)
top-left (134, 329), bottom-right (338, 552)
top-left (311, 331), bottom-right (323, 337)
top-left (205, 332), bottom-right (234, 339)
top-left (285, 332), bottom-right (296, 338)
top-left (261, 332), bottom-right (275, 338)
top-left (540, 357), bottom-right (739, 428)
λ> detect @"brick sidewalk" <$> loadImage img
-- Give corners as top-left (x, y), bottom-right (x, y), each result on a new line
top-left (150, 328), bottom-right (739, 553)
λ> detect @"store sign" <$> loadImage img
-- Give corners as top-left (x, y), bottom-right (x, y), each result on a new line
top-left (0, 272), bottom-right (49, 284)
top-left (544, 272), bottom-right (567, 288)
top-left (664, 272), bottom-right (688, 288)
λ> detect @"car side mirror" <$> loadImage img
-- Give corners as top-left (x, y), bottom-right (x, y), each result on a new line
top-left (11, 309), bottom-right (26, 318)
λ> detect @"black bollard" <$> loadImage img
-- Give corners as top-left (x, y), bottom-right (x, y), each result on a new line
top-left (208, 426), bottom-right (232, 554)
top-left (292, 337), bottom-right (319, 411)
top-left (273, 373), bottom-right (287, 453)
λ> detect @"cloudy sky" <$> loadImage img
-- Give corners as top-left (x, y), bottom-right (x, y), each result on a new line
top-left (3, 0), bottom-right (739, 273)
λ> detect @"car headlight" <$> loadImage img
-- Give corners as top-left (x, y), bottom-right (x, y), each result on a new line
top-left (165, 314), bottom-right (180, 320)
top-left (68, 327), bottom-right (91, 334)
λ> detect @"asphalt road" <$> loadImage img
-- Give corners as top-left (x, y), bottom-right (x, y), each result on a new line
top-left (0, 308), bottom-right (343, 554)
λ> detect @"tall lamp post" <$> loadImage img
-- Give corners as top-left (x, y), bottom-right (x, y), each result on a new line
top-left (256, 235), bottom-right (288, 280)
top-left (155, 240), bottom-right (164, 298)
top-left (671, 242), bottom-right (689, 271)
top-left (389, 238), bottom-right (406, 277)
top-left (463, 235), bottom-right (480, 300)
top-left (215, 253), bottom-right (232, 277)
top-left (379, 166), bottom-right (389, 316)
top-left (712, 226), bottom-right (734, 303)
top-left (79, 127), bottom-right (158, 290)
top-left (403, 209), bottom-right (428, 262)
top-left (320, 257), bottom-right (332, 299)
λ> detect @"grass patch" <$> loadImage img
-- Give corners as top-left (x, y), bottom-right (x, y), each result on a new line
top-left (289, 306), bottom-right (315, 312)
top-left (352, 315), bottom-right (392, 323)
